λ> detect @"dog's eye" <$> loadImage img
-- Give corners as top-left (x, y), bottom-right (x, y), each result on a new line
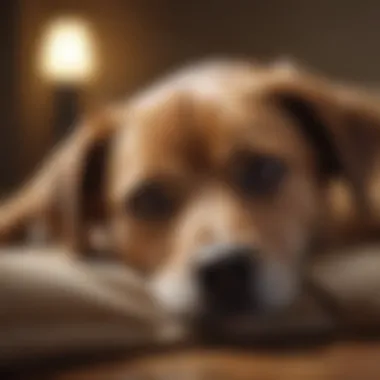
top-left (127, 181), bottom-right (178, 221)
top-left (231, 153), bottom-right (287, 197)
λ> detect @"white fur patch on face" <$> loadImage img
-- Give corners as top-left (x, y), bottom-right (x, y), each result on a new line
top-left (149, 269), bottom-right (199, 318)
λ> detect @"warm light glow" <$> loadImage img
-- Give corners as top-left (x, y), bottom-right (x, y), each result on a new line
top-left (40, 17), bottom-right (95, 83)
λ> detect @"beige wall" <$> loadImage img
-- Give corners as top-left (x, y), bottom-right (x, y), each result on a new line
top-left (14, 0), bottom-right (380, 181)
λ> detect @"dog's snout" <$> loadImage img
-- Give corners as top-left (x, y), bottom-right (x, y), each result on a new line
top-left (197, 246), bottom-right (257, 315)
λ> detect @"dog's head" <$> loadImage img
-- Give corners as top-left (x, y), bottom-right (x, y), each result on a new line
top-left (55, 60), bottom-right (380, 322)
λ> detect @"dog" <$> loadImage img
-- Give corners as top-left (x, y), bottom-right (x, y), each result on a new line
top-left (2, 59), bottom-right (380, 326)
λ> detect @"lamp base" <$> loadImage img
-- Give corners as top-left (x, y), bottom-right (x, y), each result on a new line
top-left (53, 85), bottom-right (81, 143)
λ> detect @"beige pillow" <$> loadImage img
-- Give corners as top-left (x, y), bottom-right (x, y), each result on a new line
top-left (0, 249), bottom-right (184, 366)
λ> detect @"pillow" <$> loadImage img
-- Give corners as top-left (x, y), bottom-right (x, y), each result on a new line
top-left (0, 248), bottom-right (184, 369)
top-left (2, 244), bottom-right (380, 371)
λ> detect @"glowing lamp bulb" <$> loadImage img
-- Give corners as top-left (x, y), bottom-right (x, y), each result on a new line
top-left (40, 17), bottom-right (95, 84)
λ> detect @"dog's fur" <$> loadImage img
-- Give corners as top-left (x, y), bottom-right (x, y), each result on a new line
top-left (2, 60), bottom-right (380, 318)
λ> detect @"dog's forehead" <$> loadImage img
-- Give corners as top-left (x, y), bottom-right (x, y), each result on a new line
top-left (118, 62), bottom-right (286, 143)
top-left (109, 62), bottom-right (311, 198)
top-left (128, 60), bottom-right (272, 108)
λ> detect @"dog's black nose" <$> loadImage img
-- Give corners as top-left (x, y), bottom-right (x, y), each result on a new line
top-left (196, 246), bottom-right (257, 316)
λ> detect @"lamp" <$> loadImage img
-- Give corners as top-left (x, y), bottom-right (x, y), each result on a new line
top-left (39, 17), bottom-right (95, 141)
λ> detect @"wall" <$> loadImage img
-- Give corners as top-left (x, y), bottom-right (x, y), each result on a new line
top-left (0, 1), bottom-right (18, 193)
top-left (8, 0), bottom-right (380, 188)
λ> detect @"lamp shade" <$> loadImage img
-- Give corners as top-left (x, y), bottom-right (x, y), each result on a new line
top-left (39, 17), bottom-right (95, 84)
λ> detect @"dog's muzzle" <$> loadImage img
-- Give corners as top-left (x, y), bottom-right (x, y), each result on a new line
top-left (150, 243), bottom-right (299, 323)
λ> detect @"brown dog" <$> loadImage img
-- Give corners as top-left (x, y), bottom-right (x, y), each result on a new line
top-left (2, 60), bottom-right (380, 323)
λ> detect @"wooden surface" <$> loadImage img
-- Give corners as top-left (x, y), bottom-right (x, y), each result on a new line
top-left (55, 342), bottom-right (380, 380)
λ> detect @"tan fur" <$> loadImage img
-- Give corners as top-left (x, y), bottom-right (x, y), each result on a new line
top-left (2, 60), bottom-right (380, 313)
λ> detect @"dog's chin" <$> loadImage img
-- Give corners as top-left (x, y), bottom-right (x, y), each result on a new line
top-left (151, 292), bottom-right (302, 343)
top-left (195, 295), bottom-right (286, 328)
top-left (196, 305), bottom-right (293, 338)
top-left (157, 301), bottom-right (299, 344)
top-left (149, 263), bottom-right (301, 341)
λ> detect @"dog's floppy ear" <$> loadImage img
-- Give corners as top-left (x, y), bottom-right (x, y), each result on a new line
top-left (0, 107), bottom-right (121, 249)
top-left (265, 69), bottom-right (380, 217)
top-left (54, 106), bottom-right (123, 255)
